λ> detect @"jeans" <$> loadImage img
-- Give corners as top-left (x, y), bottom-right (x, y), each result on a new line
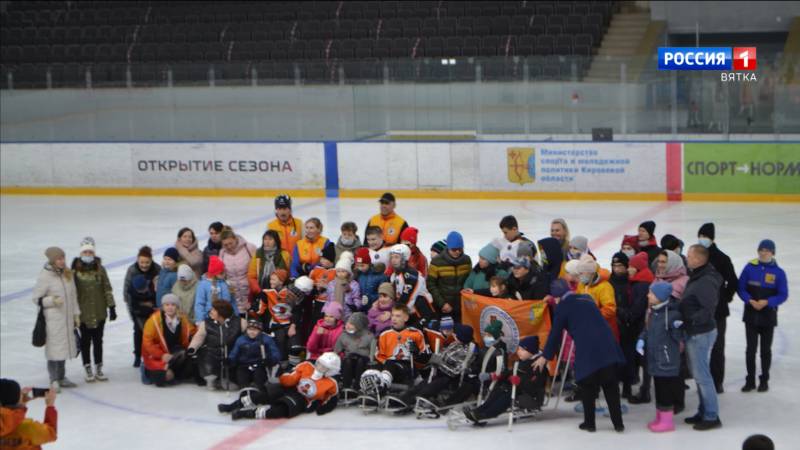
top-left (686, 328), bottom-right (719, 421)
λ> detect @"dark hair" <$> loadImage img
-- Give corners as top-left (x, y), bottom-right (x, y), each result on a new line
top-left (489, 276), bottom-right (507, 288)
top-left (688, 244), bottom-right (710, 260)
top-left (262, 229), bottom-right (282, 252)
top-left (211, 300), bottom-right (233, 319)
top-left (219, 225), bottom-right (236, 242)
top-left (177, 227), bottom-right (196, 243)
top-left (499, 215), bottom-right (518, 230)
top-left (365, 226), bottom-right (383, 237)
top-left (742, 435), bottom-right (774, 450)
top-left (208, 222), bottom-right (224, 233)
top-left (137, 246), bottom-right (153, 259)
top-left (340, 221), bottom-right (358, 233)
top-left (305, 217), bottom-right (323, 231)
top-left (391, 304), bottom-right (410, 316)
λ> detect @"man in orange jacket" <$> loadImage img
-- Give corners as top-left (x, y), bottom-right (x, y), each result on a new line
top-left (267, 194), bottom-right (304, 265)
top-left (0, 379), bottom-right (57, 450)
top-left (365, 192), bottom-right (409, 246)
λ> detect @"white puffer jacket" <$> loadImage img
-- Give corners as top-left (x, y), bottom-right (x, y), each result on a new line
top-left (32, 264), bottom-right (80, 360)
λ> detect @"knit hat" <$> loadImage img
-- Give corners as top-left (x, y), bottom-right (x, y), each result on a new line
top-left (161, 293), bottom-right (180, 307)
top-left (0, 379), bottom-right (21, 406)
top-left (207, 256), bottom-right (225, 277)
top-left (322, 301), bottom-right (343, 320)
top-left (80, 236), bottom-right (96, 253)
top-left (430, 239), bottom-right (447, 254)
top-left (454, 324), bottom-right (474, 344)
top-left (271, 269), bottom-right (289, 284)
top-left (758, 239), bottom-right (776, 254)
top-left (621, 234), bottom-right (640, 251)
top-left (321, 244), bottom-right (336, 263)
top-left (132, 274), bottom-right (149, 292)
top-left (294, 276), bottom-right (314, 294)
top-left (564, 259), bottom-right (581, 276)
top-left (355, 247), bottom-right (372, 265)
top-left (378, 282), bottom-right (395, 300)
top-left (549, 279), bottom-right (571, 299)
top-left (650, 281), bottom-right (673, 303)
top-left (446, 231), bottom-right (464, 249)
top-left (511, 258), bottom-right (531, 269)
top-left (347, 312), bottom-right (369, 332)
top-left (639, 221), bottom-right (656, 238)
top-left (569, 236), bottom-right (589, 253)
top-left (246, 319), bottom-right (263, 330)
top-left (629, 252), bottom-right (649, 272)
top-left (517, 240), bottom-right (537, 259)
top-left (400, 227), bottom-right (418, 245)
top-left (164, 247), bottom-right (180, 262)
top-left (478, 243), bottom-right (500, 263)
top-left (698, 222), bottom-right (715, 240)
top-left (177, 264), bottom-right (194, 281)
top-left (518, 336), bottom-right (540, 354)
top-left (484, 319), bottom-right (503, 339)
top-left (440, 316), bottom-right (454, 331)
top-left (576, 254), bottom-right (597, 274)
top-left (611, 252), bottom-right (629, 268)
top-left (660, 234), bottom-right (682, 252)
top-left (335, 251), bottom-right (353, 274)
top-left (45, 246), bottom-right (65, 264)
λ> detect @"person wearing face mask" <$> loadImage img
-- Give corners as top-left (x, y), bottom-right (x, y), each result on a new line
top-left (123, 246), bottom-right (161, 367)
top-left (575, 255), bottom-right (619, 342)
top-left (637, 221), bottom-right (662, 266)
top-left (619, 252), bottom-right (655, 404)
top-left (33, 247), bottom-right (81, 392)
top-left (334, 222), bottom-right (361, 263)
top-left (334, 312), bottom-right (376, 391)
top-left (306, 302), bottom-right (345, 361)
top-left (71, 237), bottom-right (116, 383)
top-left (737, 240), bottom-right (788, 393)
top-left (568, 236), bottom-right (594, 262)
top-left (697, 222), bottom-right (738, 394)
top-left (248, 229), bottom-right (290, 296)
top-left (620, 235), bottom-right (640, 259)
top-left (172, 264), bottom-right (199, 323)
top-left (219, 352), bottom-right (341, 420)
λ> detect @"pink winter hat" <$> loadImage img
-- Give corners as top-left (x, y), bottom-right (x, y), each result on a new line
top-left (322, 301), bottom-right (343, 320)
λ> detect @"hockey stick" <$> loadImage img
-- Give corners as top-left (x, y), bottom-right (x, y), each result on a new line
top-left (477, 346), bottom-right (497, 405)
top-left (549, 331), bottom-right (568, 400)
top-left (459, 342), bottom-right (476, 387)
top-left (428, 339), bottom-right (441, 383)
top-left (554, 339), bottom-right (575, 410)
top-left (508, 360), bottom-right (520, 432)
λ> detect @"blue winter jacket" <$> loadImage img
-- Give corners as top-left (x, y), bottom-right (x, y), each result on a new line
top-left (193, 276), bottom-right (236, 323)
top-left (229, 333), bottom-right (282, 366)
top-left (641, 301), bottom-right (684, 377)
top-left (542, 293), bottom-right (625, 381)
top-left (155, 267), bottom-right (178, 307)
top-left (737, 258), bottom-right (788, 327)
top-left (356, 268), bottom-right (389, 311)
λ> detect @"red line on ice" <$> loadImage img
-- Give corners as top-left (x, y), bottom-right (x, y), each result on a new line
top-left (207, 419), bottom-right (288, 450)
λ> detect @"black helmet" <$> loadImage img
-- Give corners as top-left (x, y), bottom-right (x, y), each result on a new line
top-left (274, 194), bottom-right (292, 210)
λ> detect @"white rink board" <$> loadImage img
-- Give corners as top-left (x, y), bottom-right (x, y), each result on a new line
top-left (0, 142), bottom-right (326, 189)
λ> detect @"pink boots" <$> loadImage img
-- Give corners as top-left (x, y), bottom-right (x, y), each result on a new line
top-left (648, 410), bottom-right (675, 432)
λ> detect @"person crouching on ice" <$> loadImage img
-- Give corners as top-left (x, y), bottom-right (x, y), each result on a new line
top-left (218, 352), bottom-right (341, 420)
top-left (228, 320), bottom-right (282, 390)
top-left (463, 335), bottom-right (547, 424)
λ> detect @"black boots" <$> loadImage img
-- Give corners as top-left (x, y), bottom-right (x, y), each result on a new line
top-left (627, 389), bottom-right (651, 404)
top-left (757, 377), bottom-right (769, 392)
top-left (741, 378), bottom-right (756, 392)
top-left (742, 376), bottom-right (768, 392)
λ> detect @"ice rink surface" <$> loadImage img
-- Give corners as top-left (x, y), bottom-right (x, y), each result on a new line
top-left (1, 195), bottom-right (798, 450)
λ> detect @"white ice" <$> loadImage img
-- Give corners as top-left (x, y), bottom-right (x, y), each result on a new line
top-left (1, 195), bottom-right (798, 450)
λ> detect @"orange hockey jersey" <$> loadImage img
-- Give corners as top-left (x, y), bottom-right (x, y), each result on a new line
top-left (279, 361), bottom-right (338, 405)
top-left (309, 267), bottom-right (337, 305)
top-left (375, 326), bottom-right (427, 364)
top-left (255, 288), bottom-right (293, 326)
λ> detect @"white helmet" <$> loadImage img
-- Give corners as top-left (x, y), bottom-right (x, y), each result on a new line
top-left (294, 276), bottom-right (314, 294)
top-left (359, 369), bottom-right (393, 395)
top-left (314, 352), bottom-right (341, 378)
top-left (389, 244), bottom-right (411, 262)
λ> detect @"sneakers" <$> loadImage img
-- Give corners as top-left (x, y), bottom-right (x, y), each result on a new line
top-left (757, 377), bottom-right (769, 392)
top-left (741, 379), bottom-right (756, 392)
top-left (648, 411), bottom-right (675, 433)
top-left (84, 364), bottom-right (96, 383)
top-left (94, 364), bottom-right (108, 382)
top-left (59, 378), bottom-right (78, 388)
top-left (693, 418), bottom-right (722, 431)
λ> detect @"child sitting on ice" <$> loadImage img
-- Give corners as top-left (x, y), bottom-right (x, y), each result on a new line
top-left (228, 320), bottom-right (282, 389)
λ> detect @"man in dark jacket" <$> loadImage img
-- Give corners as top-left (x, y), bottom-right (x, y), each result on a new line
top-left (680, 244), bottom-right (723, 431)
top-left (506, 258), bottom-right (550, 300)
top-left (428, 231), bottom-right (472, 322)
top-left (698, 222), bottom-right (738, 393)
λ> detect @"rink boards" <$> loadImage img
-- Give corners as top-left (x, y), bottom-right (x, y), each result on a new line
top-left (1, 141), bottom-right (798, 201)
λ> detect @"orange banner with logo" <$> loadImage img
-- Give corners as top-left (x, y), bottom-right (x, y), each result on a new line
top-left (460, 290), bottom-right (551, 353)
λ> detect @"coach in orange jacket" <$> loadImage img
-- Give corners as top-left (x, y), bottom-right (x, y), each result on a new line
top-left (0, 379), bottom-right (57, 450)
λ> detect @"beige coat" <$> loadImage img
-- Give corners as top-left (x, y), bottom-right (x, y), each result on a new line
top-left (171, 277), bottom-right (199, 323)
top-left (32, 264), bottom-right (80, 361)
top-left (176, 239), bottom-right (204, 278)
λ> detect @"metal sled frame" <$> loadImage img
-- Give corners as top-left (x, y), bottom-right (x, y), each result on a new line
top-left (413, 397), bottom-right (477, 420)
top-left (446, 406), bottom-right (542, 431)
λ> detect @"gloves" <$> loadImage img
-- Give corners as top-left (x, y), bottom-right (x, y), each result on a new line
top-left (636, 339), bottom-right (645, 356)
top-left (186, 347), bottom-right (198, 359)
top-left (478, 372), bottom-right (491, 382)
top-left (361, 295), bottom-right (369, 306)
top-left (508, 375), bottom-right (521, 386)
top-left (673, 320), bottom-right (684, 329)
top-left (53, 296), bottom-right (64, 306)
top-left (490, 372), bottom-right (503, 382)
top-left (108, 306), bottom-right (117, 321)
